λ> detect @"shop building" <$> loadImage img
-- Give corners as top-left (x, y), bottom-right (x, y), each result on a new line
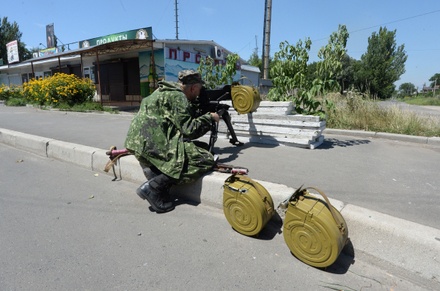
top-left (0, 27), bottom-right (260, 105)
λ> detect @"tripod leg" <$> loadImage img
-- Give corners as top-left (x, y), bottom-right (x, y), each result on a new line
top-left (222, 111), bottom-right (243, 146)
top-left (208, 120), bottom-right (218, 153)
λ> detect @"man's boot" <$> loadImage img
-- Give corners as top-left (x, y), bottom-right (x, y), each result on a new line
top-left (136, 175), bottom-right (175, 213)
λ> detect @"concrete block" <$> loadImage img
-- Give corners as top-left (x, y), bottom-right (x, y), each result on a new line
top-left (172, 172), bottom-right (226, 207)
top-left (427, 136), bottom-right (440, 147)
top-left (91, 149), bottom-right (146, 183)
top-left (0, 128), bottom-right (50, 157)
top-left (47, 140), bottom-right (96, 170)
top-left (375, 132), bottom-right (428, 144)
top-left (324, 128), bottom-right (376, 138)
top-left (218, 111), bottom-right (325, 149)
top-left (227, 100), bottom-right (294, 116)
top-left (341, 204), bottom-right (440, 282)
top-left (0, 128), bottom-right (17, 146)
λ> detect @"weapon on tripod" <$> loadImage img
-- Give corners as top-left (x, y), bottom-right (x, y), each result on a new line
top-left (196, 84), bottom-right (261, 153)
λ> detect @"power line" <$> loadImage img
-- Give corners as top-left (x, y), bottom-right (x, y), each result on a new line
top-left (350, 9), bottom-right (440, 34)
top-left (313, 8), bottom-right (440, 42)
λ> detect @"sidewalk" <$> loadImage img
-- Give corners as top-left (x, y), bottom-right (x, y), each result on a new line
top-left (1, 126), bottom-right (439, 286)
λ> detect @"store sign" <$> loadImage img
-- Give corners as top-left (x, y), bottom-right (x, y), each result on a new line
top-left (6, 40), bottom-right (19, 64)
top-left (165, 47), bottom-right (226, 65)
top-left (166, 47), bottom-right (203, 64)
top-left (39, 47), bottom-right (58, 57)
top-left (79, 27), bottom-right (152, 48)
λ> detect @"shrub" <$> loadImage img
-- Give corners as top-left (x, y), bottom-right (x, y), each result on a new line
top-left (23, 73), bottom-right (96, 107)
top-left (5, 97), bottom-right (27, 106)
top-left (0, 84), bottom-right (23, 101)
top-left (326, 92), bottom-right (440, 137)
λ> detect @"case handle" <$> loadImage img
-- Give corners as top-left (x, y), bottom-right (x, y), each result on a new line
top-left (225, 174), bottom-right (273, 213)
top-left (305, 186), bottom-right (346, 234)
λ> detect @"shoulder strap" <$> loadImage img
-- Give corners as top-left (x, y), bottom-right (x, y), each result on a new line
top-left (305, 186), bottom-right (346, 234)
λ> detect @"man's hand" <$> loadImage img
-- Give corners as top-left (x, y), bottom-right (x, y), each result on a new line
top-left (210, 112), bottom-right (220, 122)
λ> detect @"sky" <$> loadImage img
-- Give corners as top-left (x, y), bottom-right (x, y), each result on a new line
top-left (3, 0), bottom-right (440, 89)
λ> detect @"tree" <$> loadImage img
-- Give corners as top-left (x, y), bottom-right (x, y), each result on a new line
top-left (337, 54), bottom-right (357, 93)
top-left (247, 50), bottom-right (262, 73)
top-left (316, 25), bottom-right (349, 85)
top-left (428, 73), bottom-right (440, 88)
top-left (268, 38), bottom-right (312, 101)
top-left (398, 82), bottom-right (416, 96)
top-left (0, 16), bottom-right (31, 64)
top-left (197, 53), bottom-right (240, 89)
top-left (247, 50), bottom-right (273, 79)
top-left (359, 27), bottom-right (407, 99)
top-left (312, 24), bottom-right (349, 96)
top-left (268, 26), bottom-right (349, 116)
top-left (353, 58), bottom-right (368, 93)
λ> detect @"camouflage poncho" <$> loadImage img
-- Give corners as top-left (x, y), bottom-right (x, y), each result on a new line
top-left (124, 81), bottom-right (214, 181)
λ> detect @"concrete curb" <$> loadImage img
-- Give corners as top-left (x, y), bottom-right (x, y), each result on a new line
top-left (1, 127), bottom-right (439, 283)
top-left (324, 128), bottom-right (440, 147)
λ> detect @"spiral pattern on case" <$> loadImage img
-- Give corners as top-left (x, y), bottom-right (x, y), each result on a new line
top-left (283, 219), bottom-right (337, 268)
top-left (223, 195), bottom-right (263, 236)
top-left (232, 89), bottom-right (254, 114)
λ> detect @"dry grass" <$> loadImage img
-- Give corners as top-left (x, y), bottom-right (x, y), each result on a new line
top-left (325, 93), bottom-right (440, 137)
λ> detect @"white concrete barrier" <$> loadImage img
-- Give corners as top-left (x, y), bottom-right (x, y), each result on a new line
top-left (217, 101), bottom-right (326, 149)
top-left (0, 128), bottom-right (51, 156)
top-left (47, 140), bottom-right (97, 170)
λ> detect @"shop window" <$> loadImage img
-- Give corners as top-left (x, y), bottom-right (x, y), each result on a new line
top-left (83, 66), bottom-right (95, 83)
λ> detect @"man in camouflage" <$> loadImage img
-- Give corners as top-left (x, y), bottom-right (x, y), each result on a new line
top-left (124, 70), bottom-right (220, 213)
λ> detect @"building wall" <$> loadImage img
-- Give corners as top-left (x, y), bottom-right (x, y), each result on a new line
top-left (1, 38), bottom-right (260, 103)
top-left (162, 43), bottom-right (241, 84)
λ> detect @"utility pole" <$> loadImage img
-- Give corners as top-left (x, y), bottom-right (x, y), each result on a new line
top-left (255, 35), bottom-right (258, 56)
top-left (262, 0), bottom-right (272, 80)
top-left (175, 0), bottom-right (179, 39)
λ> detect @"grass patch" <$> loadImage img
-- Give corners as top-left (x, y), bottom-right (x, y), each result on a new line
top-left (399, 96), bottom-right (440, 106)
top-left (56, 101), bottom-right (118, 113)
top-left (5, 97), bottom-right (27, 106)
top-left (326, 93), bottom-right (440, 137)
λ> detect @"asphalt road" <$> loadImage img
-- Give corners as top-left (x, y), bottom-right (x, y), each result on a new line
top-left (1, 143), bottom-right (434, 290)
top-left (0, 105), bottom-right (439, 230)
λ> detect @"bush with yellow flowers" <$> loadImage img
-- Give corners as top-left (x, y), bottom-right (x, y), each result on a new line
top-left (23, 73), bottom-right (96, 107)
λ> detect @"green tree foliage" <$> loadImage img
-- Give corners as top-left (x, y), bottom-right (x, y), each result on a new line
top-left (398, 82), bottom-right (416, 96)
top-left (316, 25), bottom-right (348, 83)
top-left (312, 25), bottom-right (349, 97)
top-left (197, 53), bottom-right (240, 89)
top-left (268, 25), bottom-right (348, 116)
top-left (428, 73), bottom-right (440, 88)
top-left (248, 50), bottom-right (262, 74)
top-left (337, 54), bottom-right (357, 93)
top-left (0, 16), bottom-right (31, 64)
top-left (358, 27), bottom-right (407, 99)
top-left (247, 50), bottom-right (273, 79)
top-left (268, 38), bottom-right (311, 101)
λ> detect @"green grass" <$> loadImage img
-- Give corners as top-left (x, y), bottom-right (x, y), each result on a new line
top-left (56, 101), bottom-right (118, 113)
top-left (326, 93), bottom-right (440, 137)
top-left (9, 99), bottom-right (118, 114)
top-left (399, 95), bottom-right (440, 106)
top-left (5, 97), bottom-right (27, 106)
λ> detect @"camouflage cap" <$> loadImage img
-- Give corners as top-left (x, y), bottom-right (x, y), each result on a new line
top-left (178, 70), bottom-right (205, 85)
